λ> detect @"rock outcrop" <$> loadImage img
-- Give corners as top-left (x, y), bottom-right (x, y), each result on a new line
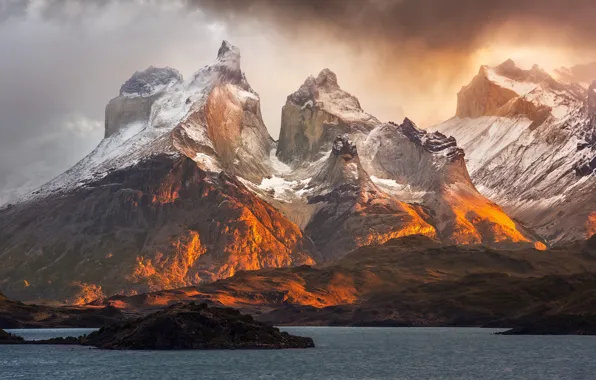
top-left (360, 119), bottom-right (540, 247)
top-left (304, 135), bottom-right (436, 259)
top-left (0, 329), bottom-right (24, 344)
top-left (276, 69), bottom-right (380, 165)
top-left (105, 67), bottom-right (183, 138)
top-left (34, 303), bottom-right (315, 349)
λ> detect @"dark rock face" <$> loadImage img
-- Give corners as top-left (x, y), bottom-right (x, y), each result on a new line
top-left (0, 328), bottom-right (24, 344)
top-left (396, 119), bottom-right (464, 161)
top-left (119, 66), bottom-right (182, 96)
top-left (332, 134), bottom-right (358, 157)
top-left (38, 303), bottom-right (315, 350)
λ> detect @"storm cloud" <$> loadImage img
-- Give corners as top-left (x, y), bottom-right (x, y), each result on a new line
top-left (1, 0), bottom-right (596, 204)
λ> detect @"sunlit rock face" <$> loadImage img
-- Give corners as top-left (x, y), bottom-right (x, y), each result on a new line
top-left (0, 41), bottom-right (315, 302)
top-left (0, 155), bottom-right (317, 301)
top-left (0, 45), bottom-right (545, 303)
top-left (304, 135), bottom-right (436, 260)
top-left (435, 59), bottom-right (596, 244)
top-left (266, 69), bottom-right (541, 258)
top-left (276, 69), bottom-right (380, 165)
top-left (360, 119), bottom-right (538, 247)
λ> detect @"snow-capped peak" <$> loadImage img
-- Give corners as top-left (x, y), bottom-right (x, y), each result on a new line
top-left (18, 41), bottom-right (272, 203)
top-left (120, 66), bottom-right (183, 97)
top-left (457, 59), bottom-right (587, 122)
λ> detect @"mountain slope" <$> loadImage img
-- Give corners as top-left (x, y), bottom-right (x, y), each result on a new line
top-left (101, 235), bottom-right (596, 323)
top-left (264, 70), bottom-right (542, 253)
top-left (303, 135), bottom-right (436, 259)
top-left (0, 47), bottom-right (544, 303)
top-left (434, 60), bottom-right (596, 243)
top-left (0, 42), bottom-right (318, 302)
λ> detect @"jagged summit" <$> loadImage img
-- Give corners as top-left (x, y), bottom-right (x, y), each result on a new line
top-left (217, 40), bottom-right (239, 59)
top-left (491, 59), bottom-right (550, 85)
top-left (277, 69), bottom-right (380, 164)
top-left (0, 41), bottom-right (319, 301)
top-left (310, 134), bottom-right (369, 191)
top-left (29, 40), bottom-right (273, 201)
top-left (457, 59), bottom-right (585, 121)
top-left (394, 118), bottom-right (464, 161)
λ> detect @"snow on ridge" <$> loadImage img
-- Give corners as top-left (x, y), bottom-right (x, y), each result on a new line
top-left (270, 147), bottom-right (292, 175)
top-left (15, 42), bottom-right (255, 204)
top-left (485, 68), bottom-right (538, 96)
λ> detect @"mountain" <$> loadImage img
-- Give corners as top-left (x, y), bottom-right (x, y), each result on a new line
top-left (255, 70), bottom-right (542, 256)
top-left (0, 43), bottom-right (542, 303)
top-left (0, 41), bottom-right (317, 302)
top-left (100, 235), bottom-right (596, 326)
top-left (434, 59), bottom-right (596, 244)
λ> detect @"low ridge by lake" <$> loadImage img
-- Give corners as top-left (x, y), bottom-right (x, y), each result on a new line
top-left (2, 327), bottom-right (596, 380)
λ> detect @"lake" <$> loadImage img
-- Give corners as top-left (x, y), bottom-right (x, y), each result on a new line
top-left (2, 327), bottom-right (595, 379)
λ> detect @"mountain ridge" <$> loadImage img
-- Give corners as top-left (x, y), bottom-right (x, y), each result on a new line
top-left (0, 43), bottom-right (543, 302)
top-left (435, 59), bottom-right (596, 244)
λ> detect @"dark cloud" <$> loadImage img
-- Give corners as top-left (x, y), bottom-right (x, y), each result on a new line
top-left (190, 0), bottom-right (596, 51)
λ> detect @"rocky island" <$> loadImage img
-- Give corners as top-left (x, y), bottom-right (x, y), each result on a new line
top-left (2, 303), bottom-right (315, 350)
top-left (0, 328), bottom-right (24, 344)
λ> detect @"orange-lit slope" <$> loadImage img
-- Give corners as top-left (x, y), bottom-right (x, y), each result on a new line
top-left (105, 235), bottom-right (596, 313)
top-left (304, 135), bottom-right (436, 260)
top-left (0, 155), bottom-right (318, 302)
top-left (361, 119), bottom-right (544, 248)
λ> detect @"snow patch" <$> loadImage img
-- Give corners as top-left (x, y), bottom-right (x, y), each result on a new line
top-left (486, 68), bottom-right (538, 96)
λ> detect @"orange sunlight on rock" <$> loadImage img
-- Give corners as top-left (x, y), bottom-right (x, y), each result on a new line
top-left (445, 184), bottom-right (532, 245)
top-left (586, 212), bottom-right (596, 239)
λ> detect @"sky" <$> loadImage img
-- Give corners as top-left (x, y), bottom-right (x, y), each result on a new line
top-left (1, 0), bottom-right (596, 204)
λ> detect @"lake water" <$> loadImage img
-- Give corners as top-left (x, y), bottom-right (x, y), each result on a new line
top-left (2, 327), bottom-right (596, 379)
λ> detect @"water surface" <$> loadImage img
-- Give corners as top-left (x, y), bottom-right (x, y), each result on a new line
top-left (2, 327), bottom-right (595, 380)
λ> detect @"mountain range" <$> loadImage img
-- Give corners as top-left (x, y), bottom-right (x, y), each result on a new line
top-left (1, 41), bottom-right (593, 305)
top-left (434, 59), bottom-right (596, 244)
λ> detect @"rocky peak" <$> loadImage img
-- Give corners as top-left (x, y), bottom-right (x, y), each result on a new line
top-left (119, 66), bottom-right (183, 97)
top-left (217, 40), bottom-right (237, 59)
top-left (277, 69), bottom-right (379, 165)
top-left (332, 134), bottom-right (358, 158)
top-left (395, 118), bottom-right (464, 161)
top-left (493, 59), bottom-right (550, 84)
top-left (315, 68), bottom-right (340, 91)
top-left (215, 40), bottom-right (241, 73)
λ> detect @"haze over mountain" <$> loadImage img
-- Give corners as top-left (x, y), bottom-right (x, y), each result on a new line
top-left (434, 59), bottom-right (596, 244)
